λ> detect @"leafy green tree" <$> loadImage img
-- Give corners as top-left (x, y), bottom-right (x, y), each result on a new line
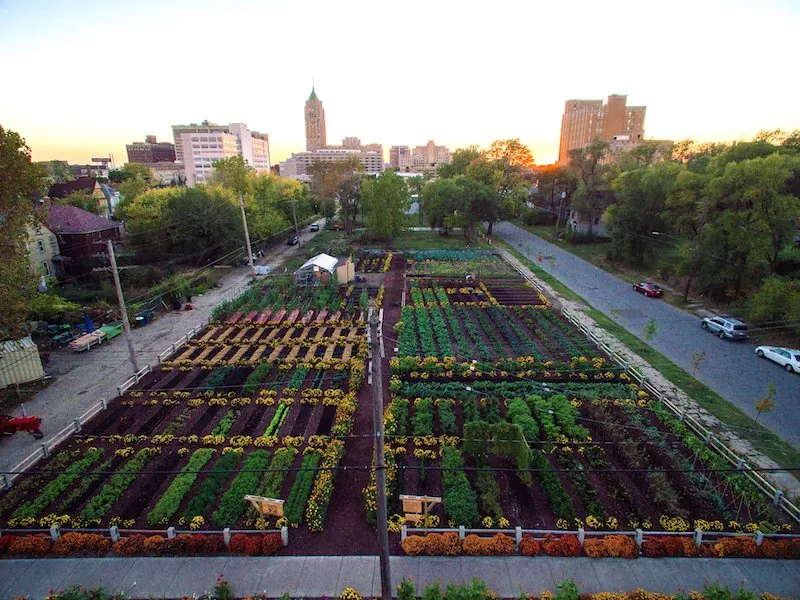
top-left (616, 140), bottom-right (673, 171)
top-left (605, 161), bottom-right (679, 266)
top-left (37, 160), bottom-right (73, 185)
top-left (362, 170), bottom-right (410, 240)
top-left (0, 126), bottom-right (45, 339)
top-left (308, 157), bottom-right (363, 232)
top-left (54, 190), bottom-right (104, 215)
top-left (210, 155), bottom-right (253, 198)
top-left (568, 141), bottom-right (613, 236)
top-left (421, 178), bottom-right (461, 233)
top-left (754, 382), bottom-right (777, 423)
top-left (438, 146), bottom-right (482, 179)
top-left (485, 138), bottom-right (535, 169)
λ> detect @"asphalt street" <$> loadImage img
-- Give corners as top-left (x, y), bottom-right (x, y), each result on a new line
top-left (494, 221), bottom-right (800, 447)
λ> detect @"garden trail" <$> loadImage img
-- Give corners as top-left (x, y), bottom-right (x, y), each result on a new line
top-left (492, 235), bottom-right (800, 501)
top-left (2, 555), bottom-right (798, 598)
top-left (0, 221), bottom-right (326, 474)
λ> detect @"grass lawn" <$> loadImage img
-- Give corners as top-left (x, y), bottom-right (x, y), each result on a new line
top-left (500, 240), bottom-right (800, 473)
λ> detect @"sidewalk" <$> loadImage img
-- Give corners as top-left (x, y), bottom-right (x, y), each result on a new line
top-left (1, 556), bottom-right (798, 599)
top-left (0, 220), bottom-right (324, 473)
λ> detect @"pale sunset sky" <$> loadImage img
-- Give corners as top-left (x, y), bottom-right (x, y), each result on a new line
top-left (1, 0), bottom-right (798, 167)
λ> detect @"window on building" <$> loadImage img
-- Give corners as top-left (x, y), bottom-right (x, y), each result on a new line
top-left (37, 239), bottom-right (45, 254)
top-left (42, 262), bottom-right (50, 276)
top-left (34, 224), bottom-right (42, 235)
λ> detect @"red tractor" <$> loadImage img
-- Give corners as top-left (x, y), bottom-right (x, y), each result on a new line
top-left (1, 415), bottom-right (44, 439)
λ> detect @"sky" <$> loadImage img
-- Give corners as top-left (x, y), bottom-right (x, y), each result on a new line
top-left (2, 0), bottom-right (799, 167)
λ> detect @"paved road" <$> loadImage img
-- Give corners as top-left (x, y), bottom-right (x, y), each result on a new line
top-left (0, 219), bottom-right (326, 473)
top-left (495, 221), bottom-right (800, 447)
top-left (2, 555), bottom-right (798, 598)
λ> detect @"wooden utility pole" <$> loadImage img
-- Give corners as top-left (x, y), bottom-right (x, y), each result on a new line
top-left (369, 305), bottom-right (391, 600)
top-left (290, 196), bottom-right (300, 242)
top-left (238, 195), bottom-right (256, 278)
top-left (107, 239), bottom-right (140, 374)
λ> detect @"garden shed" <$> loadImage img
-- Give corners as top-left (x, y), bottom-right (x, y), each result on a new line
top-left (294, 253), bottom-right (341, 286)
top-left (0, 336), bottom-right (45, 389)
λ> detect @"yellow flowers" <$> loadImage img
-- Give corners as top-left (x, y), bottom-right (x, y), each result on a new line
top-left (222, 447), bottom-right (244, 455)
top-left (585, 515), bottom-right (602, 529)
top-left (659, 515), bottom-right (690, 532)
top-left (202, 434), bottom-right (225, 445)
top-left (482, 516), bottom-right (494, 528)
top-left (115, 447), bottom-right (134, 458)
top-left (230, 435), bottom-right (253, 448)
top-left (694, 519), bottom-right (724, 532)
top-left (340, 587), bottom-right (362, 600)
top-left (189, 516), bottom-right (205, 530)
top-left (388, 514), bottom-right (405, 533)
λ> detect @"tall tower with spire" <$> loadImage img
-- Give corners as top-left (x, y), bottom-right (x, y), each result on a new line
top-left (304, 86), bottom-right (327, 151)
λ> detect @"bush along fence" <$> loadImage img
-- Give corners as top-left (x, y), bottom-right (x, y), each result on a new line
top-left (399, 526), bottom-right (800, 559)
top-left (0, 525), bottom-right (288, 558)
top-left (0, 320), bottom-right (208, 492)
top-left (496, 245), bottom-right (800, 525)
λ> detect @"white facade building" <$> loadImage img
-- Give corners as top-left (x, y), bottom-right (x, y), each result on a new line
top-left (172, 121), bottom-right (271, 186)
top-left (280, 148), bottom-right (384, 181)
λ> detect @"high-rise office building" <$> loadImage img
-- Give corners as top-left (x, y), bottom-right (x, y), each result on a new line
top-left (305, 88), bottom-right (327, 151)
top-left (126, 136), bottom-right (176, 164)
top-left (558, 94), bottom-right (646, 164)
top-left (389, 146), bottom-right (413, 171)
top-left (412, 140), bottom-right (452, 170)
top-left (280, 149), bottom-right (384, 180)
top-left (172, 121), bottom-right (270, 186)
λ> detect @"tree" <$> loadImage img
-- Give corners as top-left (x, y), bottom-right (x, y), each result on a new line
top-left (308, 157), bottom-right (363, 233)
top-left (438, 146), bottom-right (482, 179)
top-left (0, 126), bottom-right (45, 339)
top-left (568, 141), bottom-right (613, 236)
top-left (210, 155), bottom-right (254, 198)
top-left (54, 190), bottom-right (104, 215)
top-left (421, 178), bottom-right (461, 233)
top-left (605, 161), bottom-right (679, 266)
top-left (616, 140), bottom-right (673, 171)
top-left (37, 160), bottom-right (73, 186)
top-left (485, 138), bottom-right (535, 169)
top-left (123, 186), bottom-right (242, 265)
top-left (754, 382), bottom-right (776, 423)
top-left (643, 319), bottom-right (657, 342)
top-left (362, 171), bottom-right (410, 241)
top-left (690, 351), bottom-right (706, 377)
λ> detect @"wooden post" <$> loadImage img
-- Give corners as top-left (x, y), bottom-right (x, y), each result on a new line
top-left (107, 239), bottom-right (140, 374)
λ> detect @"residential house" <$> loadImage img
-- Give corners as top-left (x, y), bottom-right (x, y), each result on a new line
top-left (40, 204), bottom-right (123, 277)
top-left (26, 220), bottom-right (61, 280)
top-left (48, 178), bottom-right (108, 216)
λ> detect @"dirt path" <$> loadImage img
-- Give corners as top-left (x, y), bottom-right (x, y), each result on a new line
top-left (0, 221), bottom-right (325, 473)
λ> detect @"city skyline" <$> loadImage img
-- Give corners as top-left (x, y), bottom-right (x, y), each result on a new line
top-left (2, 0), bottom-right (799, 167)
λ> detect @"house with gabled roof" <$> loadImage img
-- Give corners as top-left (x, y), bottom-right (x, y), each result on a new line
top-left (40, 204), bottom-right (123, 277)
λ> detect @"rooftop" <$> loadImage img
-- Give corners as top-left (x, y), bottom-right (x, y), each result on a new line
top-left (40, 203), bottom-right (121, 235)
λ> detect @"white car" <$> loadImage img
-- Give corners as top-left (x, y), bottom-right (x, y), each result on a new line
top-left (755, 345), bottom-right (800, 373)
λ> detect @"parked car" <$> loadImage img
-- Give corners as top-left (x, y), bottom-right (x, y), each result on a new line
top-left (701, 316), bottom-right (749, 340)
top-left (309, 223), bottom-right (320, 232)
top-left (755, 345), bottom-right (800, 373)
top-left (287, 235), bottom-right (299, 246)
top-left (633, 281), bottom-right (663, 297)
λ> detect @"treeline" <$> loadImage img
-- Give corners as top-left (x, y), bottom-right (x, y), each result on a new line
top-left (421, 139), bottom-right (535, 241)
top-left (533, 130), bottom-right (800, 332)
top-left (119, 157), bottom-right (318, 265)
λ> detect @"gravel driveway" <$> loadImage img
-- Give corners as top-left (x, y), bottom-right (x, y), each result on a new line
top-left (494, 221), bottom-right (800, 447)
top-left (0, 219), bottom-right (326, 472)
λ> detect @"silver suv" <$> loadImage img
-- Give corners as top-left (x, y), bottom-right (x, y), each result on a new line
top-left (701, 316), bottom-right (748, 340)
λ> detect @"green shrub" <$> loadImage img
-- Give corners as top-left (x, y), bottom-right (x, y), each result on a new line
top-left (440, 447), bottom-right (479, 526)
top-left (81, 448), bottom-right (159, 521)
